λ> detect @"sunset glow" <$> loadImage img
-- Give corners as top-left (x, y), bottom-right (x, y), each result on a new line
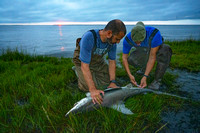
top-left (60, 47), bottom-right (65, 51)
top-left (58, 25), bottom-right (63, 36)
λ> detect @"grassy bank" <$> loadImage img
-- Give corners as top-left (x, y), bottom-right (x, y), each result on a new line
top-left (0, 40), bottom-right (199, 132)
top-left (166, 39), bottom-right (200, 72)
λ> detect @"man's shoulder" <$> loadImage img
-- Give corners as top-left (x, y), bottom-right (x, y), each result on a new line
top-left (82, 30), bottom-right (95, 38)
top-left (145, 26), bottom-right (161, 39)
top-left (81, 30), bottom-right (98, 42)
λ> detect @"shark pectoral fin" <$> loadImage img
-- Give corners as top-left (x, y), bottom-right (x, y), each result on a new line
top-left (110, 102), bottom-right (134, 115)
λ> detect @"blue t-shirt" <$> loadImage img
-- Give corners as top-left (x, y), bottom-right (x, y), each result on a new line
top-left (123, 26), bottom-right (163, 54)
top-left (79, 29), bottom-right (117, 64)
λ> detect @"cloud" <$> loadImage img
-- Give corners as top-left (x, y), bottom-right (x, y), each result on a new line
top-left (0, 0), bottom-right (199, 23)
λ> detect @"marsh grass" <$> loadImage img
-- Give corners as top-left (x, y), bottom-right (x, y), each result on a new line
top-left (0, 40), bottom-right (200, 132)
top-left (166, 39), bottom-right (200, 72)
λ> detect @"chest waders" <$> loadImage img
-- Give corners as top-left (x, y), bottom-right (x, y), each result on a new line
top-left (125, 29), bottom-right (172, 89)
top-left (73, 30), bottom-right (112, 91)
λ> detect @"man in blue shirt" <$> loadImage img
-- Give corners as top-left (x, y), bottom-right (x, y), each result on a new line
top-left (122, 21), bottom-right (172, 90)
top-left (73, 19), bottom-right (126, 104)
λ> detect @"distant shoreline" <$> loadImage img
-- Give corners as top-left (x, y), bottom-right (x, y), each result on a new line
top-left (1, 24), bottom-right (200, 26)
top-left (0, 19), bottom-right (200, 26)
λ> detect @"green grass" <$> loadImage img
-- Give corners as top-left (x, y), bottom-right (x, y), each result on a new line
top-left (166, 39), bottom-right (200, 72)
top-left (0, 40), bottom-right (200, 132)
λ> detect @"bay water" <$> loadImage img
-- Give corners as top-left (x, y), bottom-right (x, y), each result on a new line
top-left (0, 25), bottom-right (200, 57)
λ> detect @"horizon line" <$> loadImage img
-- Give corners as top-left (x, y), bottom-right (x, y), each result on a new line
top-left (0, 19), bottom-right (200, 25)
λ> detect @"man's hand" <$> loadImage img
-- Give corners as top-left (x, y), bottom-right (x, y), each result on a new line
top-left (107, 82), bottom-right (119, 88)
top-left (129, 74), bottom-right (138, 87)
top-left (140, 76), bottom-right (147, 88)
top-left (90, 89), bottom-right (104, 105)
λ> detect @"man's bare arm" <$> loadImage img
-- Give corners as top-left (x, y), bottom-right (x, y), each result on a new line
top-left (122, 53), bottom-right (137, 86)
top-left (140, 46), bottom-right (160, 88)
top-left (144, 46), bottom-right (160, 76)
top-left (107, 60), bottom-right (119, 88)
top-left (81, 62), bottom-right (104, 104)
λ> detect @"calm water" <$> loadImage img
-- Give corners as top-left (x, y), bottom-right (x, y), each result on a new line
top-left (0, 25), bottom-right (200, 57)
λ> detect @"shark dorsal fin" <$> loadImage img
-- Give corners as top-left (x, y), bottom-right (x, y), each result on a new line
top-left (104, 87), bottom-right (121, 93)
top-left (110, 101), bottom-right (134, 115)
top-left (85, 88), bottom-right (121, 97)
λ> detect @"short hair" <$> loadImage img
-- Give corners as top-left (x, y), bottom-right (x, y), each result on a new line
top-left (104, 19), bottom-right (126, 35)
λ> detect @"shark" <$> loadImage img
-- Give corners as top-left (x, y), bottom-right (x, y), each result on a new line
top-left (65, 83), bottom-right (187, 117)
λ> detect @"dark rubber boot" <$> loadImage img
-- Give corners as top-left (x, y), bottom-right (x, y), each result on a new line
top-left (149, 44), bottom-right (172, 90)
top-left (148, 63), bottom-right (168, 90)
top-left (148, 80), bottom-right (161, 90)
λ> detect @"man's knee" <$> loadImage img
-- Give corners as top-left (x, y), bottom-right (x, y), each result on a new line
top-left (127, 54), bottom-right (146, 68)
top-left (127, 51), bottom-right (140, 66)
top-left (78, 80), bottom-right (89, 92)
top-left (74, 65), bottom-right (89, 91)
top-left (156, 44), bottom-right (172, 64)
top-left (127, 55), bottom-right (135, 66)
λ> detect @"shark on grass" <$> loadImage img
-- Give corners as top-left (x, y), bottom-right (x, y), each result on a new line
top-left (65, 84), bottom-right (186, 117)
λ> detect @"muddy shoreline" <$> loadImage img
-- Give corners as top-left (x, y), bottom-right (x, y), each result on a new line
top-left (160, 69), bottom-right (200, 132)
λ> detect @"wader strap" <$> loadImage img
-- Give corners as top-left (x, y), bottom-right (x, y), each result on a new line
top-left (89, 30), bottom-right (97, 52)
top-left (148, 28), bottom-right (159, 48)
top-left (103, 44), bottom-right (112, 55)
top-left (125, 36), bottom-right (135, 47)
top-left (145, 28), bottom-right (159, 64)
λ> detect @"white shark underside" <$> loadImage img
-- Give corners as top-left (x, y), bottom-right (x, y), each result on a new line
top-left (65, 84), bottom-right (186, 117)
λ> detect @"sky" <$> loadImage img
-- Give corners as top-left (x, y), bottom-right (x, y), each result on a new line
top-left (0, 0), bottom-right (200, 25)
